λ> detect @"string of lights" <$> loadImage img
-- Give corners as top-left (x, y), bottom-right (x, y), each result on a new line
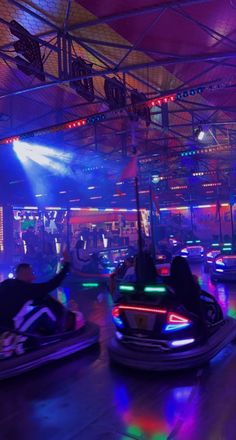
top-left (181, 144), bottom-right (232, 157)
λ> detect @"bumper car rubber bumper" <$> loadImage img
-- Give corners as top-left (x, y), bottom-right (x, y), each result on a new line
top-left (0, 322), bottom-right (99, 380)
top-left (108, 318), bottom-right (236, 371)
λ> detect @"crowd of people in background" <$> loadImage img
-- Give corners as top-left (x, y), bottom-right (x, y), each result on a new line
top-left (13, 225), bottom-right (132, 260)
top-left (12, 223), bottom-right (138, 279)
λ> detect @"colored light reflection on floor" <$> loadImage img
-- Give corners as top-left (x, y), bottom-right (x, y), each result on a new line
top-left (126, 425), bottom-right (142, 437)
top-left (125, 427), bottom-right (167, 440)
top-left (216, 285), bottom-right (228, 315)
top-left (165, 385), bottom-right (197, 436)
top-left (123, 424), bottom-right (167, 440)
top-left (227, 295), bottom-right (236, 317)
top-left (228, 306), bottom-right (236, 319)
top-left (123, 413), bottom-right (168, 439)
top-left (172, 386), bottom-right (193, 403)
top-left (113, 384), bottom-right (130, 412)
top-left (114, 384), bottom-right (168, 439)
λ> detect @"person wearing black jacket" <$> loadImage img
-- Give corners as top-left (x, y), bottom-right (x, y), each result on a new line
top-left (0, 249), bottom-right (75, 333)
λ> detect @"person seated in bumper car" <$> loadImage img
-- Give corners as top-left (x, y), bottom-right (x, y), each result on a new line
top-left (0, 248), bottom-right (84, 337)
top-left (82, 252), bottom-right (105, 274)
top-left (109, 256), bottom-right (134, 295)
top-left (110, 251), bottom-right (163, 300)
top-left (164, 256), bottom-right (208, 339)
top-left (72, 239), bottom-right (90, 272)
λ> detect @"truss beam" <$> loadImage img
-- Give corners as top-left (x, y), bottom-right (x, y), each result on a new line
top-left (8, 0), bottom-right (60, 31)
top-left (1, 47), bottom-right (236, 99)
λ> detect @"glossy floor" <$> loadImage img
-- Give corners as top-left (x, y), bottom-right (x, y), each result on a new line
top-left (1, 265), bottom-right (236, 440)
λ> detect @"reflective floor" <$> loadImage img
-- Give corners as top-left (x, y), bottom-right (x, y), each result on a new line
top-left (1, 264), bottom-right (236, 440)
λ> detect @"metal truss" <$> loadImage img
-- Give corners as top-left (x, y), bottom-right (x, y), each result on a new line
top-left (0, 0), bottom-right (234, 155)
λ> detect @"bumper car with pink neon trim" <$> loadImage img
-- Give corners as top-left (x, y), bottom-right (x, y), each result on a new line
top-left (180, 240), bottom-right (205, 263)
top-left (108, 282), bottom-right (236, 370)
top-left (211, 252), bottom-right (236, 282)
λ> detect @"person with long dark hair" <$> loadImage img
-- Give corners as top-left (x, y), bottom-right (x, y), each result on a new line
top-left (166, 256), bottom-right (207, 340)
top-left (168, 257), bottom-right (201, 312)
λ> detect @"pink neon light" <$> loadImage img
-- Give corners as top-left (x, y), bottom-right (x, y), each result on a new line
top-left (168, 313), bottom-right (190, 323)
top-left (112, 306), bottom-right (120, 318)
top-left (118, 305), bottom-right (167, 314)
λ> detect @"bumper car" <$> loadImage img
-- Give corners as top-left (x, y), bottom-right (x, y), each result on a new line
top-left (180, 240), bottom-right (204, 262)
top-left (0, 318), bottom-right (99, 380)
top-left (75, 266), bottom-right (114, 281)
top-left (211, 253), bottom-right (236, 282)
top-left (204, 243), bottom-right (232, 273)
top-left (204, 249), bottom-right (221, 273)
top-left (155, 254), bottom-right (170, 277)
top-left (72, 254), bottom-right (115, 284)
top-left (108, 282), bottom-right (236, 371)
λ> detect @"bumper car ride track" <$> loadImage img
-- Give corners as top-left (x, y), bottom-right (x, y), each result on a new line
top-left (0, 322), bottom-right (99, 380)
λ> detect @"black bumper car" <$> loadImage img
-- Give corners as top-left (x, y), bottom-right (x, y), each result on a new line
top-left (204, 243), bottom-right (232, 273)
top-left (71, 249), bottom-right (117, 285)
top-left (108, 282), bottom-right (236, 370)
top-left (211, 253), bottom-right (236, 282)
top-left (204, 249), bottom-right (221, 273)
top-left (71, 262), bottom-right (114, 286)
top-left (180, 240), bottom-right (204, 262)
top-left (0, 320), bottom-right (99, 380)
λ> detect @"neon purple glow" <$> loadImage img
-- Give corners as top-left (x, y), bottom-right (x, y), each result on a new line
top-left (171, 338), bottom-right (195, 347)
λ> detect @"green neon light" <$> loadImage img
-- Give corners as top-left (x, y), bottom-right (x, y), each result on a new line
top-left (144, 286), bottom-right (166, 293)
top-left (222, 247), bottom-right (232, 251)
top-left (186, 240), bottom-right (193, 244)
top-left (212, 243), bottom-right (220, 246)
top-left (119, 285), bottom-right (135, 292)
top-left (195, 240), bottom-right (201, 243)
top-left (82, 282), bottom-right (99, 288)
top-left (223, 243), bottom-right (232, 246)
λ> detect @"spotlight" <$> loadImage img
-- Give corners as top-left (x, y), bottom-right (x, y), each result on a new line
top-left (198, 130), bottom-right (205, 141)
top-left (195, 126), bottom-right (205, 141)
